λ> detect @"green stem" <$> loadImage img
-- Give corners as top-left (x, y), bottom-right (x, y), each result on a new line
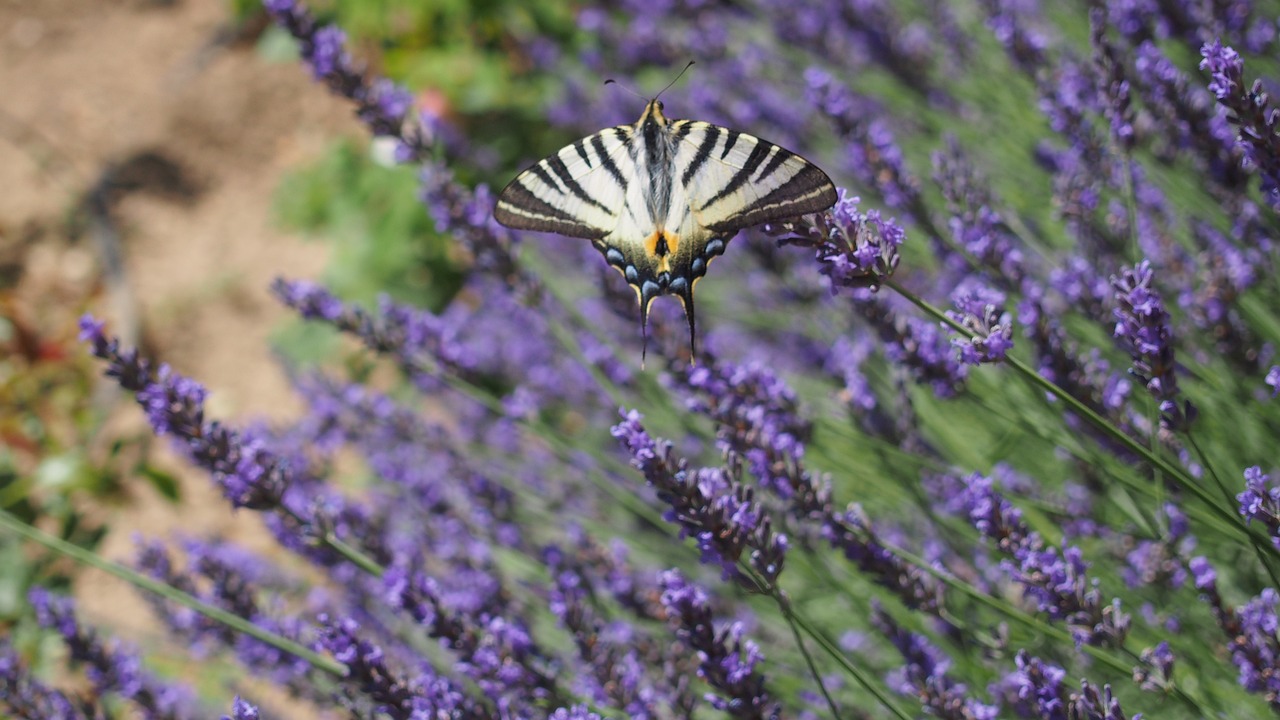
top-left (0, 509), bottom-right (346, 677)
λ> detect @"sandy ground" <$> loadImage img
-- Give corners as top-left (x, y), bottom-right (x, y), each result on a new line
top-left (1, 0), bottom-right (368, 709)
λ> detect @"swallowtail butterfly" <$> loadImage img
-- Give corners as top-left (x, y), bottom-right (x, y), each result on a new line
top-left (494, 92), bottom-right (837, 363)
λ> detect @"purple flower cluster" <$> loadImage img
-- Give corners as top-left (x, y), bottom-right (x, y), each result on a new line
top-left (1111, 260), bottom-right (1191, 432)
top-left (542, 543), bottom-right (685, 715)
top-left (805, 70), bottom-right (922, 214)
top-left (262, 0), bottom-right (434, 164)
top-left (679, 359), bottom-right (942, 613)
top-left (1, 645), bottom-right (107, 720)
top-left (133, 539), bottom-right (317, 694)
top-left (28, 589), bottom-right (193, 720)
top-left (993, 651), bottom-right (1140, 720)
top-left (947, 281), bottom-right (1014, 365)
top-left (1238, 466), bottom-right (1280, 546)
top-left (79, 315), bottom-right (385, 571)
top-left (221, 697), bottom-right (260, 720)
top-left (771, 189), bottom-right (904, 294)
top-left (947, 473), bottom-right (1130, 647)
top-left (873, 606), bottom-right (999, 718)
top-left (1193, 557), bottom-right (1280, 710)
top-left (611, 409), bottom-right (788, 586)
top-left (1201, 40), bottom-right (1280, 210)
top-left (659, 570), bottom-right (780, 718)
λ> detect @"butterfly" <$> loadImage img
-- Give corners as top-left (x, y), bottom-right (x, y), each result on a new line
top-left (493, 93), bottom-right (837, 363)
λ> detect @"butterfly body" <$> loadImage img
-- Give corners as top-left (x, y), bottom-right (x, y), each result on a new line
top-left (494, 99), bottom-right (837, 361)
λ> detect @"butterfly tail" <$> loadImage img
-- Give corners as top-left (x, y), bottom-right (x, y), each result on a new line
top-left (639, 284), bottom-right (660, 370)
top-left (674, 282), bottom-right (697, 364)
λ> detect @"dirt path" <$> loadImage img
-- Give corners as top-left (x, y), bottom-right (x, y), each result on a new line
top-left (2, 0), bottom-right (364, 706)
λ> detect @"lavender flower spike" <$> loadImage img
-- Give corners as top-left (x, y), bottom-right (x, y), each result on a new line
top-left (1237, 466), bottom-right (1280, 548)
top-left (947, 281), bottom-right (1014, 365)
top-left (1, 645), bottom-right (103, 720)
top-left (29, 588), bottom-right (194, 720)
top-left (873, 606), bottom-right (999, 718)
top-left (1111, 260), bottom-right (1192, 432)
top-left (769, 189), bottom-right (904, 293)
top-left (222, 696), bottom-right (261, 720)
top-left (1200, 40), bottom-right (1280, 211)
top-left (612, 408), bottom-right (789, 586)
top-left (262, 0), bottom-right (429, 163)
top-left (952, 473), bottom-right (1130, 647)
top-left (659, 570), bottom-right (781, 718)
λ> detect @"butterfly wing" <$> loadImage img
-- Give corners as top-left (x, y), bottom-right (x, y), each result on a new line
top-left (672, 121), bottom-right (838, 236)
top-left (493, 127), bottom-right (634, 240)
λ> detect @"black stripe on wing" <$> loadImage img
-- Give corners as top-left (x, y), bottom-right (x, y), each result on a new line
top-left (699, 140), bottom-right (773, 210)
top-left (493, 179), bottom-right (609, 239)
top-left (680, 125), bottom-right (721, 187)
top-left (495, 127), bottom-right (633, 239)
top-left (705, 162), bottom-right (838, 234)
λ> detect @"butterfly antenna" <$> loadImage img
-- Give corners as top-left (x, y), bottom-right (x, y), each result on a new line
top-left (603, 77), bottom-right (646, 101)
top-left (656, 61), bottom-right (696, 99)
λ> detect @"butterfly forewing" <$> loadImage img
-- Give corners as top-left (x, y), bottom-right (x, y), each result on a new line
top-left (493, 127), bottom-right (633, 239)
top-left (673, 121), bottom-right (838, 235)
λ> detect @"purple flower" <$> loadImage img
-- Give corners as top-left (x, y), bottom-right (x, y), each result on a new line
top-left (992, 651), bottom-right (1067, 719)
top-left (28, 589), bottom-right (194, 720)
top-left (979, 0), bottom-right (1049, 74)
top-left (659, 570), bottom-right (780, 718)
top-left (679, 360), bottom-right (941, 613)
top-left (1135, 641), bottom-right (1175, 692)
top-left (1200, 40), bottom-right (1280, 211)
top-left (261, 0), bottom-right (438, 161)
top-left (1123, 503), bottom-right (1192, 590)
top-left (949, 473), bottom-right (1130, 647)
top-left (931, 138), bottom-right (1030, 285)
top-left (1090, 9), bottom-right (1136, 152)
top-left (1, 645), bottom-right (104, 720)
top-left (947, 281), bottom-right (1014, 365)
top-left (316, 614), bottom-right (485, 718)
top-left (542, 544), bottom-right (680, 715)
top-left (1237, 466), bottom-right (1280, 548)
top-left (133, 539), bottom-right (317, 694)
top-left (805, 70), bottom-right (923, 215)
top-left (770, 189), bottom-right (904, 293)
top-left (222, 697), bottom-right (260, 720)
top-left (379, 565), bottom-right (557, 710)
top-left (611, 409), bottom-right (789, 585)
top-left (549, 707), bottom-right (604, 720)
top-left (874, 606), bottom-right (999, 718)
top-left (1267, 365), bottom-right (1280, 397)
top-left (1111, 260), bottom-right (1191, 432)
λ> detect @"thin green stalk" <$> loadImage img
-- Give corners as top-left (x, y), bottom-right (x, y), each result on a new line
top-left (0, 508), bottom-right (346, 677)
top-left (785, 599), bottom-right (913, 720)
top-left (776, 590), bottom-right (845, 720)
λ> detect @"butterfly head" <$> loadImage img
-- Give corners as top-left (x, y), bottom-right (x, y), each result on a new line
top-left (640, 99), bottom-right (669, 129)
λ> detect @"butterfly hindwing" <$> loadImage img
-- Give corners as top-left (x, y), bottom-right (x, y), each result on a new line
top-left (494, 127), bottom-right (634, 240)
top-left (673, 121), bottom-right (837, 235)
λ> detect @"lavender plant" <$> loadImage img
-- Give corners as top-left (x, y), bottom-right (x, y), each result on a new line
top-left (7, 0), bottom-right (1280, 718)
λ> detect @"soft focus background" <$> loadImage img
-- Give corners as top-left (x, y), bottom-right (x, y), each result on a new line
top-left (0, 0), bottom-right (344, 644)
top-left (3, 0), bottom-right (1280, 718)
